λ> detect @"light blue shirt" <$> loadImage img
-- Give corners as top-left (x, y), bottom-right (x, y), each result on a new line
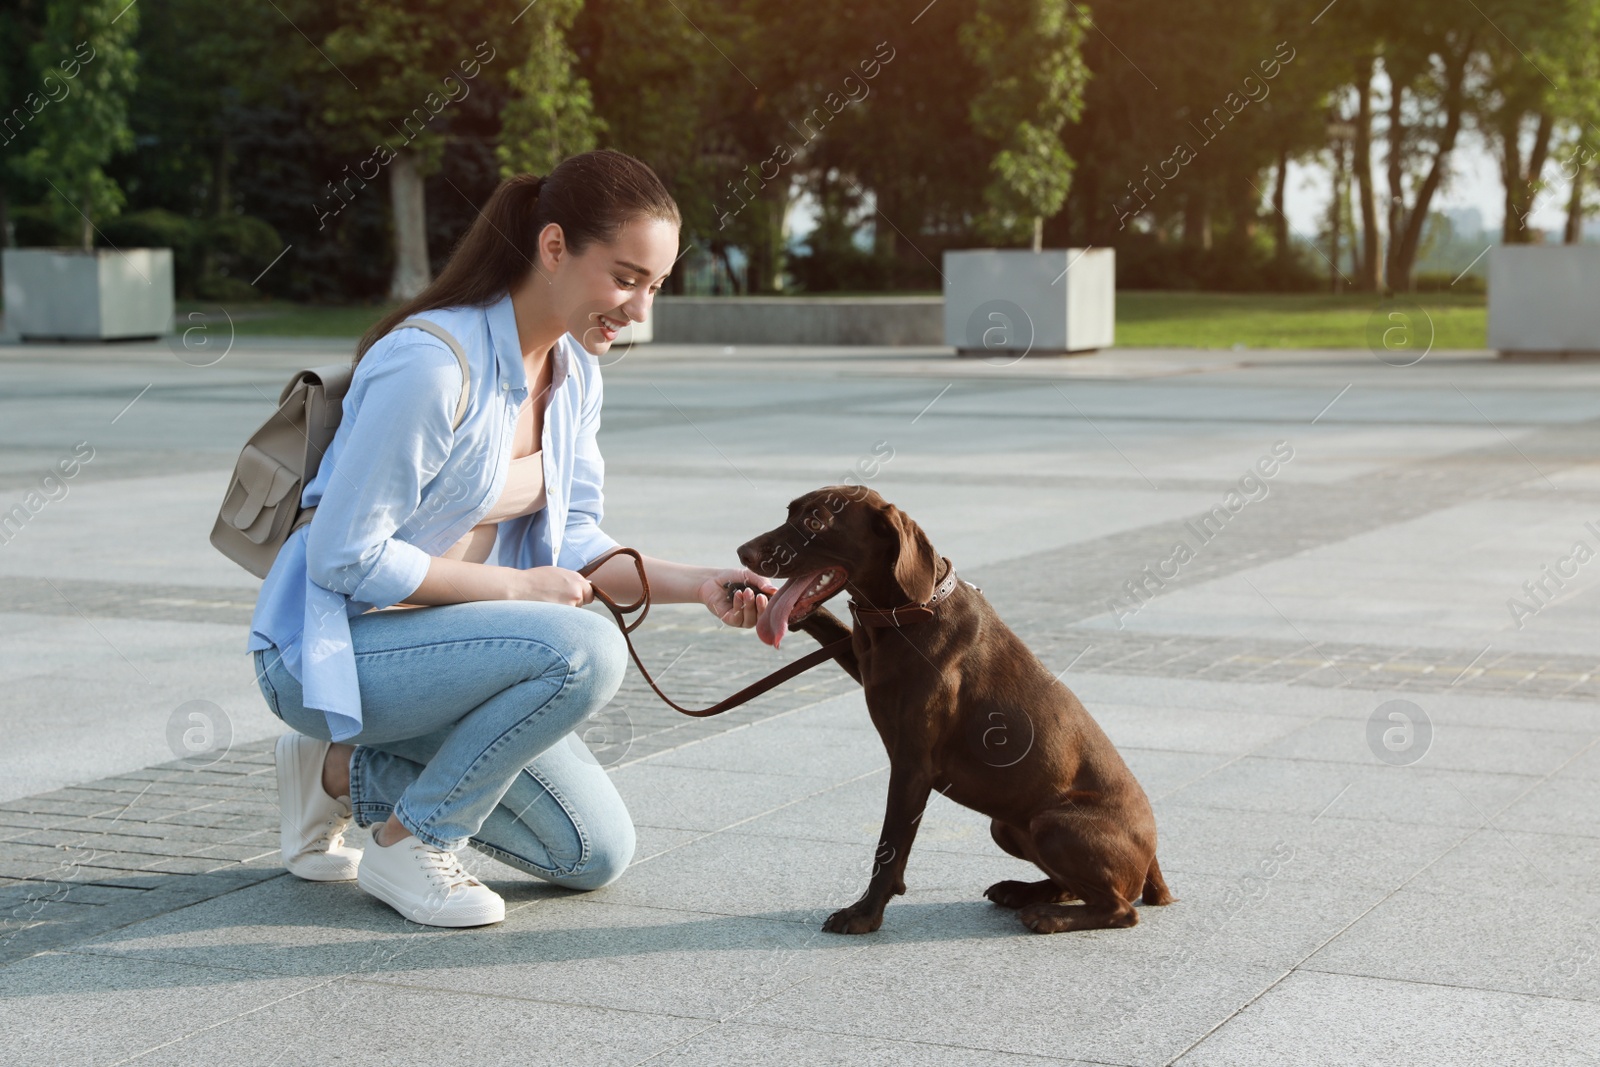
top-left (247, 292), bottom-right (620, 741)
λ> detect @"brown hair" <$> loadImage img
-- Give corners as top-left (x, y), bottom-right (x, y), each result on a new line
top-left (355, 148), bottom-right (680, 364)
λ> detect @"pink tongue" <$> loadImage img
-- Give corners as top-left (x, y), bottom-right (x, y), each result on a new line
top-left (755, 571), bottom-right (820, 649)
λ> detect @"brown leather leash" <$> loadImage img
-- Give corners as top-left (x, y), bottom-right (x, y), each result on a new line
top-left (577, 546), bottom-right (853, 718)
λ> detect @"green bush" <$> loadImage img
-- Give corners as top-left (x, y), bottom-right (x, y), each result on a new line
top-left (99, 207), bottom-right (197, 261)
top-left (1112, 230), bottom-right (1323, 292)
top-left (196, 214), bottom-right (281, 299)
top-left (93, 208), bottom-right (280, 299)
top-left (787, 243), bottom-right (899, 292)
top-left (9, 203), bottom-right (71, 247)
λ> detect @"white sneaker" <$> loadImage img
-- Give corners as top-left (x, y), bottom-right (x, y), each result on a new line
top-left (274, 733), bottom-right (361, 881)
top-left (357, 829), bottom-right (505, 927)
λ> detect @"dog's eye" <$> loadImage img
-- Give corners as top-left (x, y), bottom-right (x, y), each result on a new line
top-left (802, 509), bottom-right (832, 534)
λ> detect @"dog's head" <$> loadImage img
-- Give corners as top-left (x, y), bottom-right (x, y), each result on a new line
top-left (737, 485), bottom-right (937, 648)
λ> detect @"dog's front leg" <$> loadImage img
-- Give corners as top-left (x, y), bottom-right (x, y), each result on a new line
top-left (793, 606), bottom-right (861, 683)
top-left (823, 763), bottom-right (931, 934)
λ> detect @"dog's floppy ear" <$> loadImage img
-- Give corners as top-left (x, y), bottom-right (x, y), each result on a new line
top-left (880, 503), bottom-right (937, 603)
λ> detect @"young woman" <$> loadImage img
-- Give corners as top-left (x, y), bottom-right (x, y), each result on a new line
top-left (247, 149), bottom-right (776, 927)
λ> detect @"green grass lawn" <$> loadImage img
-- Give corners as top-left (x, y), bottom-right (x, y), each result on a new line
top-left (1115, 290), bottom-right (1487, 349)
top-left (193, 289), bottom-right (1488, 349)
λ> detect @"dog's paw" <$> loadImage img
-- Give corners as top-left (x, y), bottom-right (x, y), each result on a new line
top-left (822, 903), bottom-right (884, 935)
top-left (985, 878), bottom-right (1074, 909)
top-left (984, 879), bottom-right (1041, 909)
top-left (1019, 903), bottom-right (1073, 934)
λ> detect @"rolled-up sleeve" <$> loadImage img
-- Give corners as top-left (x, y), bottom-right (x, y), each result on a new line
top-left (556, 362), bottom-right (621, 570)
top-left (305, 341), bottom-right (461, 607)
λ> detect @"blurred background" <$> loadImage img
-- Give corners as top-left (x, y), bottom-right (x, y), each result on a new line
top-left (1, 0), bottom-right (1597, 339)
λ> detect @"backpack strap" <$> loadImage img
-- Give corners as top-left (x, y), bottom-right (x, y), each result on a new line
top-left (395, 317), bottom-right (471, 429)
top-left (281, 319), bottom-right (472, 542)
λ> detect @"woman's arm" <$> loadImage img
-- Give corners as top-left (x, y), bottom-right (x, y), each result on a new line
top-left (584, 553), bottom-right (705, 603)
top-left (584, 552), bottom-right (775, 626)
top-left (305, 341), bottom-right (458, 608)
top-left (403, 555), bottom-right (592, 607)
top-left (551, 362), bottom-right (774, 625)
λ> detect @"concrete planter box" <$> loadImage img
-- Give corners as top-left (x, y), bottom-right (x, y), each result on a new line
top-left (1489, 245), bottom-right (1600, 358)
top-left (651, 295), bottom-right (941, 345)
top-left (943, 248), bottom-right (1115, 357)
top-left (2, 248), bottom-right (175, 341)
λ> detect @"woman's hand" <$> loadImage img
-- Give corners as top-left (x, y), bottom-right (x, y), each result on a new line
top-left (699, 568), bottom-right (776, 628)
top-left (519, 565), bottom-right (595, 607)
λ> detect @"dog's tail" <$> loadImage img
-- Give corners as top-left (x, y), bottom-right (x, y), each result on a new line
top-left (1141, 857), bottom-right (1174, 906)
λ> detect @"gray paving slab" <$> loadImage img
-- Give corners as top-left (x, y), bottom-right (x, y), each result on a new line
top-left (1501, 771), bottom-right (1600, 839)
top-left (130, 983), bottom-right (709, 1067)
top-left (6, 338), bottom-right (1600, 1062)
top-left (70, 871), bottom-right (461, 978)
top-left (642, 1022), bottom-right (1115, 1066)
top-left (1299, 857), bottom-right (1600, 1004)
top-left (1254, 714), bottom-right (1597, 776)
top-left (1174, 970), bottom-right (1600, 1066)
top-left (0, 950), bottom-right (324, 1066)
top-left (608, 759), bottom-right (852, 835)
top-left (1163, 754), bottom-right (1544, 828)
top-left (1088, 701), bottom-right (1320, 755)
top-left (1146, 806), bottom-right (1467, 891)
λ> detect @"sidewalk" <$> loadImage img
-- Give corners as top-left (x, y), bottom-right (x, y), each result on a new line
top-left (1, 336), bottom-right (1597, 1064)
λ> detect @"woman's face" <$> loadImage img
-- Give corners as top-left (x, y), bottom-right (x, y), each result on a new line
top-left (552, 216), bottom-right (679, 356)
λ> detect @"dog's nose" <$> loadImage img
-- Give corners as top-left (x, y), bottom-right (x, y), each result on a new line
top-left (736, 541), bottom-right (759, 571)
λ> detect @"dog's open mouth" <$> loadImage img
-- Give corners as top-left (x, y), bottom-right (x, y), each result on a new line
top-left (755, 567), bottom-right (849, 649)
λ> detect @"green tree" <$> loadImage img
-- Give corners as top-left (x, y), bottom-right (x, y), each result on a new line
top-left (20, 0), bottom-right (138, 251)
top-left (1469, 0), bottom-right (1583, 244)
top-left (959, 0), bottom-right (1090, 250)
top-left (570, 0), bottom-right (741, 291)
top-left (1357, 0), bottom-right (1479, 289)
top-left (497, 0), bottom-right (606, 178)
top-left (0, 0), bottom-right (48, 248)
top-left (1524, 0), bottom-right (1600, 243)
top-left (311, 0), bottom-right (513, 299)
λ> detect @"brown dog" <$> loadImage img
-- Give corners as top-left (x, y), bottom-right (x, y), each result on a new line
top-left (736, 485), bottom-right (1172, 935)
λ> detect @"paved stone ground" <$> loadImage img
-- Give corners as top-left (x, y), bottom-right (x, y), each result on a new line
top-left (1, 335), bottom-right (1598, 1065)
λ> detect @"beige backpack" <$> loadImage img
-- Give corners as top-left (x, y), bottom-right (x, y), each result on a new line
top-left (210, 318), bottom-right (470, 578)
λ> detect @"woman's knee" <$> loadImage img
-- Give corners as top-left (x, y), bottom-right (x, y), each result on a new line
top-left (554, 815), bottom-right (636, 891)
top-left (563, 607), bottom-right (627, 708)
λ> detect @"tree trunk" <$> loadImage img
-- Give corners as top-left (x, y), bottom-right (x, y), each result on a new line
top-left (714, 242), bottom-right (743, 294)
top-left (1500, 113), bottom-right (1527, 243)
top-left (1032, 215), bottom-right (1043, 253)
top-left (1353, 55), bottom-right (1381, 291)
top-left (1329, 141), bottom-right (1346, 293)
top-left (747, 195), bottom-right (775, 294)
top-left (200, 129), bottom-right (232, 286)
top-left (80, 174), bottom-right (93, 253)
top-left (875, 186), bottom-right (900, 290)
top-left (209, 130), bottom-right (231, 217)
top-left (1391, 36), bottom-right (1474, 291)
top-left (1385, 73), bottom-right (1406, 288)
top-left (1501, 111), bottom-right (1555, 243)
top-left (1183, 192), bottom-right (1212, 250)
top-left (1273, 148), bottom-right (1290, 263)
top-left (1528, 111), bottom-right (1554, 218)
top-left (756, 188), bottom-right (787, 292)
top-left (388, 150), bottom-right (431, 301)
top-left (1568, 158), bottom-right (1580, 244)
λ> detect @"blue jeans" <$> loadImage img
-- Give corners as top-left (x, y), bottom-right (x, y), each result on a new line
top-left (252, 599), bottom-right (634, 891)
